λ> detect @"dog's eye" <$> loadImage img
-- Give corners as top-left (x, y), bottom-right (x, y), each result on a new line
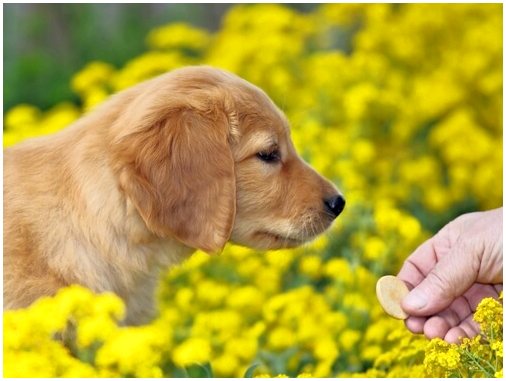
top-left (257, 149), bottom-right (281, 164)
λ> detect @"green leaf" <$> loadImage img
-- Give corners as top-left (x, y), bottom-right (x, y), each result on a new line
top-left (244, 363), bottom-right (261, 378)
top-left (185, 363), bottom-right (214, 378)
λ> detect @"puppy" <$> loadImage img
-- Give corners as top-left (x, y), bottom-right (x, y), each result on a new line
top-left (4, 66), bottom-right (345, 324)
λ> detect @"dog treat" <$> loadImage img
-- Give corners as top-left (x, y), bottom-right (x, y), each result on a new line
top-left (376, 275), bottom-right (409, 320)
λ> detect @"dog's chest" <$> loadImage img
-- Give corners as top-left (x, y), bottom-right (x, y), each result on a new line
top-left (113, 238), bottom-right (195, 325)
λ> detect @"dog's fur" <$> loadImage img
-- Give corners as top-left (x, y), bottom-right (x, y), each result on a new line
top-left (4, 66), bottom-right (341, 324)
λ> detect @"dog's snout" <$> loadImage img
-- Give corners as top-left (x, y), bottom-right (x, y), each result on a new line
top-left (324, 194), bottom-right (346, 218)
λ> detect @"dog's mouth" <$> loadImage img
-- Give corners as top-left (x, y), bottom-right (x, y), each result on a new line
top-left (255, 230), bottom-right (307, 247)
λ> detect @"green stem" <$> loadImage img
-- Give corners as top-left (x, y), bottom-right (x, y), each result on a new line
top-left (461, 347), bottom-right (494, 376)
top-left (488, 326), bottom-right (494, 343)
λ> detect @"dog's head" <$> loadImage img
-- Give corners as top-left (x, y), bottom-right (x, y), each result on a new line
top-left (111, 66), bottom-right (344, 253)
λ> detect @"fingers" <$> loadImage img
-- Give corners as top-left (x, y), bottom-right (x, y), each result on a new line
top-left (397, 239), bottom-right (438, 288)
top-left (401, 238), bottom-right (479, 316)
top-left (422, 296), bottom-right (473, 339)
top-left (405, 284), bottom-right (500, 342)
top-left (463, 283), bottom-right (501, 310)
top-left (421, 309), bottom-right (479, 343)
top-left (444, 315), bottom-right (480, 344)
top-left (423, 315), bottom-right (453, 339)
top-left (404, 316), bottom-right (426, 334)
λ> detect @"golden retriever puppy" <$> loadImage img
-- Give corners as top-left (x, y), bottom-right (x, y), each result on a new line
top-left (4, 66), bottom-right (345, 324)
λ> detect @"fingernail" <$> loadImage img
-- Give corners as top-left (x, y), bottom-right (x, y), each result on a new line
top-left (403, 289), bottom-right (428, 310)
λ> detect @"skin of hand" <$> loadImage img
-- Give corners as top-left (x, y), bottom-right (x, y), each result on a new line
top-left (397, 207), bottom-right (503, 343)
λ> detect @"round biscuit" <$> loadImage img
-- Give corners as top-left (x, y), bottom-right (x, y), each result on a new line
top-left (376, 275), bottom-right (409, 320)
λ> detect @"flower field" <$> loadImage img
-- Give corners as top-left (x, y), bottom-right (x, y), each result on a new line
top-left (3, 4), bottom-right (503, 378)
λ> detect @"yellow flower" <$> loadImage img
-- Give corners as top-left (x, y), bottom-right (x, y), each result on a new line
top-left (364, 319), bottom-right (395, 343)
top-left (236, 256), bottom-right (263, 279)
top-left (71, 61), bottom-right (115, 95)
top-left (225, 336), bottom-right (258, 361)
top-left (491, 341), bottom-right (503, 358)
top-left (363, 236), bottom-right (387, 261)
top-left (314, 358), bottom-right (334, 377)
top-left (314, 338), bottom-right (340, 362)
top-left (254, 267), bottom-right (281, 294)
top-left (339, 329), bottom-right (361, 352)
top-left (268, 326), bottom-right (296, 351)
top-left (265, 249), bottom-right (295, 270)
top-left (38, 102), bottom-right (80, 135)
top-left (77, 314), bottom-right (118, 348)
top-left (373, 202), bottom-right (402, 233)
top-left (351, 139), bottom-right (376, 165)
top-left (4, 104), bottom-right (40, 130)
top-left (342, 293), bottom-right (369, 314)
top-left (110, 51), bottom-right (188, 91)
top-left (398, 215), bottom-right (422, 243)
top-left (227, 286), bottom-right (265, 313)
top-left (146, 22), bottom-right (211, 52)
top-left (296, 316), bottom-right (322, 344)
top-left (444, 348), bottom-right (461, 369)
top-left (361, 345), bottom-right (382, 361)
top-left (191, 309), bottom-right (242, 340)
top-left (4, 347), bottom-right (98, 377)
top-left (195, 279), bottom-right (230, 307)
top-left (4, 285), bottom-right (125, 377)
top-left (299, 255), bottom-right (322, 278)
top-left (175, 287), bottom-right (194, 311)
top-left (423, 185), bottom-right (450, 212)
top-left (474, 296), bottom-right (503, 337)
top-left (212, 353), bottom-right (240, 377)
top-left (324, 258), bottom-right (353, 284)
top-left (95, 324), bottom-right (169, 377)
top-left (343, 83), bottom-right (378, 121)
top-left (172, 337), bottom-right (212, 367)
top-left (247, 321), bottom-right (267, 339)
top-left (308, 235), bottom-right (329, 251)
top-left (318, 3), bottom-right (366, 27)
top-left (83, 87), bottom-right (110, 111)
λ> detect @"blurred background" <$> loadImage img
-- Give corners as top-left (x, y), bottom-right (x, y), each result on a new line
top-left (4, 3), bottom-right (316, 110)
top-left (3, 3), bottom-right (503, 378)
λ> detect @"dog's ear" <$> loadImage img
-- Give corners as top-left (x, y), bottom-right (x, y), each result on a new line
top-left (111, 88), bottom-right (236, 254)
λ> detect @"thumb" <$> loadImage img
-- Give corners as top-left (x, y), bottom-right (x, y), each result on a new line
top-left (401, 240), bottom-right (478, 316)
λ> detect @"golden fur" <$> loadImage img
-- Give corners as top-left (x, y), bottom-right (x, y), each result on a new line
top-left (4, 66), bottom-right (342, 324)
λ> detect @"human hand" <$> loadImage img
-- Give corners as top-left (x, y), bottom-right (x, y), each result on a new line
top-left (397, 207), bottom-right (503, 343)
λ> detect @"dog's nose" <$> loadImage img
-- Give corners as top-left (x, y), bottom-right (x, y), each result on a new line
top-left (324, 195), bottom-right (346, 218)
